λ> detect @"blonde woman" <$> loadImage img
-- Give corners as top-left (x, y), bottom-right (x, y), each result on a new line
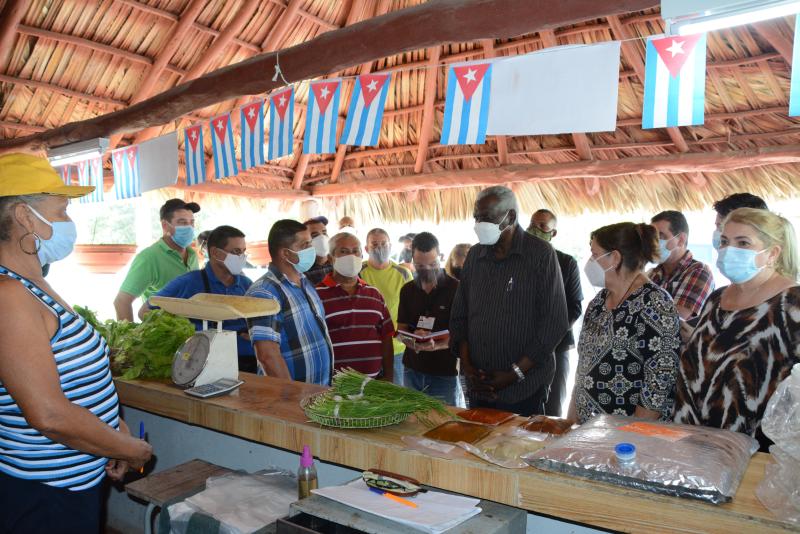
top-left (674, 208), bottom-right (800, 451)
top-left (445, 243), bottom-right (471, 280)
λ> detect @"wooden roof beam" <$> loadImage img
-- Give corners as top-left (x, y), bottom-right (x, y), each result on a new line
top-left (606, 15), bottom-right (689, 153)
top-left (174, 181), bottom-right (311, 200)
top-left (0, 0), bottom-right (27, 73)
top-left (0, 120), bottom-right (47, 133)
top-left (481, 39), bottom-right (509, 165)
top-left (311, 143), bottom-right (800, 197)
top-left (292, 154), bottom-right (311, 189)
top-left (262, 0), bottom-right (305, 51)
top-left (753, 20), bottom-right (793, 66)
top-left (414, 46), bottom-right (442, 173)
top-left (0, 74), bottom-right (126, 107)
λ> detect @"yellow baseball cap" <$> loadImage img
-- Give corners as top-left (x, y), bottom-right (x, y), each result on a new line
top-left (0, 153), bottom-right (95, 198)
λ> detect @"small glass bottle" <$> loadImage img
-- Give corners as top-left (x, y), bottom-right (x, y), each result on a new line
top-left (297, 445), bottom-right (318, 499)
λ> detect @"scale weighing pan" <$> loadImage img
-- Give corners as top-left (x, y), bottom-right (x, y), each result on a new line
top-left (150, 294), bottom-right (279, 388)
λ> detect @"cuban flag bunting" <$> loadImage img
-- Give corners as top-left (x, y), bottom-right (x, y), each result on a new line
top-left (57, 165), bottom-right (72, 185)
top-left (184, 124), bottom-right (206, 186)
top-left (240, 100), bottom-right (266, 170)
top-left (268, 87), bottom-right (295, 160)
top-left (304, 79), bottom-right (341, 154)
top-left (790, 15), bottom-right (800, 116)
top-left (441, 62), bottom-right (492, 145)
top-left (209, 113), bottom-right (238, 179)
top-left (642, 33), bottom-right (707, 129)
top-left (111, 146), bottom-right (141, 200)
top-left (340, 73), bottom-right (391, 147)
top-left (78, 157), bottom-right (103, 204)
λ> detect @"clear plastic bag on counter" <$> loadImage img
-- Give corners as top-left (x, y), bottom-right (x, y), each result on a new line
top-left (400, 435), bottom-right (473, 460)
top-left (761, 363), bottom-right (800, 461)
top-left (458, 427), bottom-right (550, 468)
top-left (756, 445), bottom-right (800, 525)
top-left (522, 414), bottom-right (758, 504)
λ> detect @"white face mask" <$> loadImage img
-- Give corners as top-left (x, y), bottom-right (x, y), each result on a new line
top-left (583, 251), bottom-right (614, 288)
top-left (311, 234), bottom-right (329, 258)
top-left (218, 250), bottom-right (248, 276)
top-left (333, 255), bottom-right (362, 278)
top-left (474, 211), bottom-right (510, 246)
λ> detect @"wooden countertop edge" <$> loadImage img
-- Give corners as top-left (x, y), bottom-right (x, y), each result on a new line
top-left (115, 377), bottom-right (799, 534)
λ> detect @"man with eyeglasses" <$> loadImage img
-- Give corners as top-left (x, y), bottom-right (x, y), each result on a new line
top-left (397, 232), bottom-right (460, 405)
top-left (114, 198), bottom-right (201, 321)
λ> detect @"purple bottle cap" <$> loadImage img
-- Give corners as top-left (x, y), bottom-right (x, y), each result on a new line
top-left (300, 445), bottom-right (314, 468)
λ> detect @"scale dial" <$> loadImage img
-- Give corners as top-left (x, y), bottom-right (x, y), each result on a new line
top-left (172, 333), bottom-right (210, 387)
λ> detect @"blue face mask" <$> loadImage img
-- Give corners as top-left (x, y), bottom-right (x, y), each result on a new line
top-left (712, 229), bottom-right (722, 250)
top-left (28, 205), bottom-right (77, 266)
top-left (288, 246), bottom-right (316, 274)
top-left (716, 246), bottom-right (766, 284)
top-left (171, 225), bottom-right (195, 249)
top-left (658, 236), bottom-right (676, 265)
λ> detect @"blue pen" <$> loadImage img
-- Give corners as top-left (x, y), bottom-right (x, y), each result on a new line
top-left (138, 422), bottom-right (145, 474)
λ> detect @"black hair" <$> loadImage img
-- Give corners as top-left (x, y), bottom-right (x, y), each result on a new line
top-left (206, 225), bottom-right (245, 252)
top-left (159, 198), bottom-right (200, 221)
top-left (411, 232), bottom-right (439, 254)
top-left (533, 209), bottom-right (557, 224)
top-left (268, 219), bottom-right (307, 257)
top-left (712, 193), bottom-right (768, 217)
top-left (651, 210), bottom-right (689, 237)
top-left (591, 222), bottom-right (659, 272)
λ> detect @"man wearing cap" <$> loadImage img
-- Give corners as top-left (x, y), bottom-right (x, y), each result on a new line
top-left (304, 216), bottom-right (333, 286)
top-left (113, 198), bottom-right (201, 321)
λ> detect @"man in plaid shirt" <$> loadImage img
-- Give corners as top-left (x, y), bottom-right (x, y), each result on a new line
top-left (648, 210), bottom-right (715, 320)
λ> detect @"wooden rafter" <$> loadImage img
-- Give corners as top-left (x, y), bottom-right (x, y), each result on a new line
top-left (311, 143), bottom-right (800, 196)
top-left (606, 15), bottom-right (689, 153)
top-left (0, 0), bottom-right (27, 73)
top-left (480, 39), bottom-right (509, 165)
top-left (0, 0), bottom-right (660, 151)
top-left (0, 74), bottom-right (125, 107)
top-left (538, 29), bottom-right (593, 160)
top-left (753, 20), bottom-right (793, 66)
top-left (414, 46), bottom-right (442, 173)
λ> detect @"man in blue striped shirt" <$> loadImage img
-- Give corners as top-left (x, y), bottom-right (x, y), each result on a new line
top-left (246, 220), bottom-right (333, 385)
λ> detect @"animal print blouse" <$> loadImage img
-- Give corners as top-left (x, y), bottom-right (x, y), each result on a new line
top-left (673, 286), bottom-right (800, 447)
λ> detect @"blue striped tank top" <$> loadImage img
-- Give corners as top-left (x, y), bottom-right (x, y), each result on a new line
top-left (0, 265), bottom-right (120, 491)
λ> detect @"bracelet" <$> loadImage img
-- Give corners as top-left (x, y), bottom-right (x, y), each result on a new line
top-left (511, 363), bottom-right (525, 382)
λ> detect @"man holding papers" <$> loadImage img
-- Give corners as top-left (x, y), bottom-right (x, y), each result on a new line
top-left (397, 233), bottom-right (459, 405)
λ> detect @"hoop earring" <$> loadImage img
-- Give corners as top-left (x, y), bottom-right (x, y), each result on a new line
top-left (19, 232), bottom-right (41, 256)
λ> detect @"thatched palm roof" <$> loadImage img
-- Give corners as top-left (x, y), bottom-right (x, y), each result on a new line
top-left (1, 0), bottom-right (799, 221)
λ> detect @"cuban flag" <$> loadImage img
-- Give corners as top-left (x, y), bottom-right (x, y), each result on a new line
top-left (77, 157), bottom-right (103, 204)
top-left (268, 87), bottom-right (295, 160)
top-left (441, 62), bottom-right (492, 145)
top-left (209, 113), bottom-right (238, 179)
top-left (184, 124), bottom-right (206, 186)
top-left (642, 33), bottom-right (707, 129)
top-left (790, 15), bottom-right (800, 116)
top-left (57, 165), bottom-right (72, 185)
top-left (340, 73), bottom-right (391, 147)
top-left (304, 79), bottom-right (341, 154)
top-left (111, 146), bottom-right (141, 200)
top-left (240, 100), bottom-right (265, 170)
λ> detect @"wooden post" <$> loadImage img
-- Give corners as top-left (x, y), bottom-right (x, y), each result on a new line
top-left (414, 46), bottom-right (442, 173)
top-left (481, 39), bottom-right (509, 165)
top-left (292, 153), bottom-right (311, 189)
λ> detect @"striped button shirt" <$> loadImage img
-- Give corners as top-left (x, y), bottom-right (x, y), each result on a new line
top-left (316, 274), bottom-right (394, 376)
top-left (646, 251), bottom-right (714, 319)
top-left (246, 265), bottom-right (333, 385)
top-left (0, 265), bottom-right (120, 491)
top-left (450, 226), bottom-right (569, 404)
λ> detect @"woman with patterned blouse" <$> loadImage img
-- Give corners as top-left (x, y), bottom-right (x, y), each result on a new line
top-left (568, 222), bottom-right (681, 424)
top-left (674, 208), bottom-right (800, 451)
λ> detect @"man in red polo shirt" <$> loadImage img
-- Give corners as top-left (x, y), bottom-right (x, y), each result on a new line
top-left (316, 232), bottom-right (395, 380)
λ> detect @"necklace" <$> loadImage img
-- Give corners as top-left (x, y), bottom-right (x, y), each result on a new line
top-left (607, 273), bottom-right (642, 310)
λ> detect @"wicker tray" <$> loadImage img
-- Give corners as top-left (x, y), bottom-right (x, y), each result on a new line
top-left (300, 392), bottom-right (413, 429)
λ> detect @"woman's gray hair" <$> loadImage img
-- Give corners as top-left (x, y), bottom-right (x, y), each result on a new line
top-left (328, 231), bottom-right (361, 253)
top-left (475, 186), bottom-right (519, 219)
top-left (0, 194), bottom-right (46, 242)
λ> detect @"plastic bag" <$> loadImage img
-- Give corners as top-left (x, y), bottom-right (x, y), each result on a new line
top-left (458, 427), bottom-right (550, 469)
top-left (523, 414), bottom-right (757, 504)
top-left (756, 364), bottom-right (800, 524)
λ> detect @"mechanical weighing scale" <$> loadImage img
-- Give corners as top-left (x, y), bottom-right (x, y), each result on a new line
top-left (149, 294), bottom-right (279, 389)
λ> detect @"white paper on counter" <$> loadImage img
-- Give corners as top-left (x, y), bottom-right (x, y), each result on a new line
top-left (312, 479), bottom-right (481, 534)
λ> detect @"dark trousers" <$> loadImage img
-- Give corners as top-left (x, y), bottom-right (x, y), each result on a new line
top-left (0, 471), bottom-right (102, 534)
top-left (238, 354), bottom-right (258, 374)
top-left (469, 383), bottom-right (549, 417)
top-left (544, 350), bottom-right (570, 417)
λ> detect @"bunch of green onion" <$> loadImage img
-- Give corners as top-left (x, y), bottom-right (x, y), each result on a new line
top-left (307, 369), bottom-right (452, 426)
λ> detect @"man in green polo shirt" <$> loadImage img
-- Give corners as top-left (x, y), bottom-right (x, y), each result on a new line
top-left (113, 199), bottom-right (201, 321)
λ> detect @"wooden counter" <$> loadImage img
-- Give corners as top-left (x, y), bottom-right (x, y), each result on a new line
top-left (116, 374), bottom-right (797, 534)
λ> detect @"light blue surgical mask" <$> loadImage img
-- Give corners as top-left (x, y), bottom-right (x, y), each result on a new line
top-left (658, 236), bottom-right (677, 265)
top-left (27, 205), bottom-right (77, 266)
top-left (716, 246), bottom-right (766, 284)
top-left (288, 246), bottom-right (316, 274)
top-left (712, 229), bottom-right (722, 250)
top-left (170, 224), bottom-right (195, 249)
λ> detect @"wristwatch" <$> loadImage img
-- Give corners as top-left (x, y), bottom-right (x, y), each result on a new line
top-left (511, 363), bottom-right (525, 382)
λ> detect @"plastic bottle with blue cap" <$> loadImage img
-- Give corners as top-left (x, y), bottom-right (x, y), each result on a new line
top-left (615, 442), bottom-right (637, 470)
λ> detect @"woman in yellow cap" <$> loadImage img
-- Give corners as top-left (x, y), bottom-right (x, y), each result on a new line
top-left (0, 154), bottom-right (152, 533)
